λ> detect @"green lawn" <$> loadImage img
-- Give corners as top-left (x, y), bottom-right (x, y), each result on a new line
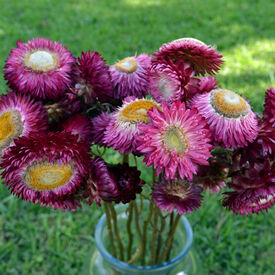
top-left (0, 0), bottom-right (274, 274)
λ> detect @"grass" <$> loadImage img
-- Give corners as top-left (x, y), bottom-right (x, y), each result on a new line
top-left (0, 0), bottom-right (274, 274)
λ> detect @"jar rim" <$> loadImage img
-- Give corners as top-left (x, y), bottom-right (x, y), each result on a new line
top-left (95, 202), bottom-right (193, 272)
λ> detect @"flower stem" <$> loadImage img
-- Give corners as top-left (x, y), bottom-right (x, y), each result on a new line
top-left (127, 200), bottom-right (144, 264)
top-left (109, 203), bottom-right (125, 261)
top-left (159, 214), bottom-right (181, 263)
top-left (126, 201), bottom-right (134, 260)
top-left (154, 208), bottom-right (166, 264)
top-left (149, 204), bottom-right (159, 265)
top-left (103, 202), bottom-right (117, 258)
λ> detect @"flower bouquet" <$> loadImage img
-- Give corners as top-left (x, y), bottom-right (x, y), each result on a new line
top-left (0, 37), bottom-right (274, 274)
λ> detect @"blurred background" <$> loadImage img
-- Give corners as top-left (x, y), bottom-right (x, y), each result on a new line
top-left (0, 0), bottom-right (274, 274)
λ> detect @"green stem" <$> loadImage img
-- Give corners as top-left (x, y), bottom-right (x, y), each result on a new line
top-left (154, 208), bottom-right (166, 264)
top-left (141, 200), bottom-right (154, 265)
top-left (103, 202), bottom-right (117, 258)
top-left (149, 205), bottom-right (159, 265)
top-left (159, 214), bottom-right (181, 263)
top-left (127, 200), bottom-right (144, 264)
top-left (126, 201), bottom-right (134, 260)
top-left (109, 203), bottom-right (125, 261)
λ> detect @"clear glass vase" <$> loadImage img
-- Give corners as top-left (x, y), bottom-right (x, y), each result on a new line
top-left (83, 201), bottom-right (201, 275)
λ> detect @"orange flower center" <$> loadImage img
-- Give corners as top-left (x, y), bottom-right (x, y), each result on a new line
top-left (24, 50), bottom-right (59, 72)
top-left (118, 99), bottom-right (159, 124)
top-left (115, 57), bottom-right (138, 73)
top-left (0, 110), bottom-right (23, 151)
top-left (23, 161), bottom-right (74, 191)
top-left (211, 89), bottom-right (249, 118)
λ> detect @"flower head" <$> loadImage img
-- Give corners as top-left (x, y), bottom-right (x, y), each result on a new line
top-left (152, 178), bottom-right (203, 215)
top-left (149, 58), bottom-right (200, 105)
top-left (86, 157), bottom-right (143, 205)
top-left (62, 114), bottom-right (93, 148)
top-left (223, 159), bottom-right (275, 215)
top-left (153, 38), bottom-right (223, 75)
top-left (109, 54), bottom-right (151, 99)
top-left (1, 132), bottom-right (90, 204)
top-left (189, 88), bottom-right (258, 148)
top-left (4, 38), bottom-right (75, 100)
top-left (137, 101), bottom-right (213, 180)
top-left (104, 97), bottom-right (160, 154)
top-left (75, 51), bottom-right (113, 103)
top-left (0, 92), bottom-right (48, 159)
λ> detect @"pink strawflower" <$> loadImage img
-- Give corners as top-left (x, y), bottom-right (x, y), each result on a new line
top-left (62, 114), bottom-right (93, 148)
top-left (75, 51), bottom-right (113, 103)
top-left (153, 38), bottom-right (223, 75)
top-left (104, 97), bottom-right (160, 154)
top-left (136, 101), bottom-right (213, 180)
top-left (149, 58), bottom-right (199, 105)
top-left (0, 132), bottom-right (90, 205)
top-left (91, 112), bottom-right (113, 146)
top-left (4, 38), bottom-right (75, 100)
top-left (223, 160), bottom-right (275, 215)
top-left (189, 88), bottom-right (258, 148)
top-left (0, 92), bottom-right (48, 159)
top-left (152, 178), bottom-right (203, 215)
top-left (85, 157), bottom-right (143, 205)
top-left (263, 87), bottom-right (275, 127)
top-left (109, 54), bottom-right (151, 99)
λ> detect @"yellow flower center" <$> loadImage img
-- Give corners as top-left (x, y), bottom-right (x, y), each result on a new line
top-left (0, 110), bottom-right (23, 151)
top-left (118, 99), bottom-right (159, 124)
top-left (210, 89), bottom-right (249, 118)
top-left (23, 161), bottom-right (74, 191)
top-left (164, 126), bottom-right (188, 154)
top-left (115, 57), bottom-right (138, 73)
top-left (24, 50), bottom-right (59, 72)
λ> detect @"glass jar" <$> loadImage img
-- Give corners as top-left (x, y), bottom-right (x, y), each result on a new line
top-left (83, 202), bottom-right (201, 275)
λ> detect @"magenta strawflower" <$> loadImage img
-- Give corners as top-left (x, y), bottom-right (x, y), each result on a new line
top-left (149, 58), bottom-right (199, 105)
top-left (62, 114), bottom-right (93, 148)
top-left (189, 88), bottom-right (258, 148)
top-left (0, 92), bottom-right (48, 159)
top-left (75, 51), bottom-right (113, 103)
top-left (136, 101), bottom-right (213, 180)
top-left (152, 178), bottom-right (203, 214)
top-left (86, 157), bottom-right (143, 205)
top-left (91, 112), bottom-right (113, 146)
top-left (153, 38), bottom-right (223, 75)
top-left (0, 132), bottom-right (90, 205)
top-left (104, 97), bottom-right (160, 154)
top-left (263, 87), bottom-right (275, 127)
top-left (4, 38), bottom-right (75, 100)
top-left (109, 54), bottom-right (151, 99)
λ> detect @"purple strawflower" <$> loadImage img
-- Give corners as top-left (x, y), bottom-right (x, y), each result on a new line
top-left (110, 54), bottom-right (151, 99)
top-left (152, 178), bottom-right (203, 215)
